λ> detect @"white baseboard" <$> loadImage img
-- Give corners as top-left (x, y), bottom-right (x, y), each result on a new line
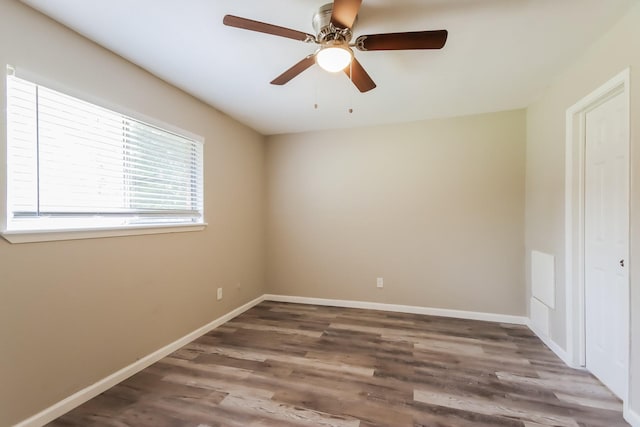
top-left (13, 294), bottom-right (265, 427)
top-left (625, 402), bottom-right (640, 427)
top-left (525, 320), bottom-right (575, 368)
top-left (263, 294), bottom-right (528, 325)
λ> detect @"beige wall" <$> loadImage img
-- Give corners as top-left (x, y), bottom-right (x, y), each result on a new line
top-left (266, 110), bottom-right (526, 315)
top-left (0, 2), bottom-right (266, 425)
top-left (526, 1), bottom-right (640, 415)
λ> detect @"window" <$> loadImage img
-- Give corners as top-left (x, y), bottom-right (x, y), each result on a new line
top-left (3, 71), bottom-right (205, 243)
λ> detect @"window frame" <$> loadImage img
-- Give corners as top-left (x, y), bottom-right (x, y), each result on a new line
top-left (1, 66), bottom-right (207, 244)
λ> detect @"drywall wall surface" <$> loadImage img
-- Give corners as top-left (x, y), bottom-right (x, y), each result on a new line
top-left (525, 1), bottom-right (639, 414)
top-left (0, 2), bottom-right (266, 425)
top-left (266, 109), bottom-right (526, 316)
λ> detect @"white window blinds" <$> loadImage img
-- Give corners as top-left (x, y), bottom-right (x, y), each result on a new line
top-left (5, 74), bottom-right (204, 232)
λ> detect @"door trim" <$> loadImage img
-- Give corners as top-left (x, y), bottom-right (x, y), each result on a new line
top-left (564, 68), bottom-right (630, 397)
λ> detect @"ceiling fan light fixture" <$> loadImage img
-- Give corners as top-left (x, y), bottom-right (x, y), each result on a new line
top-left (224, 1), bottom-right (448, 93)
top-left (316, 45), bottom-right (353, 72)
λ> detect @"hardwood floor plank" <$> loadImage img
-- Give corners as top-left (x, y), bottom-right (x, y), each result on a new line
top-left (157, 356), bottom-right (253, 379)
top-left (554, 392), bottom-right (623, 411)
top-left (496, 371), bottom-right (617, 399)
top-left (221, 394), bottom-right (360, 427)
top-left (47, 302), bottom-right (628, 427)
top-left (409, 399), bottom-right (526, 427)
top-left (225, 321), bottom-right (324, 338)
top-left (413, 389), bottom-right (580, 427)
top-left (272, 388), bottom-right (414, 427)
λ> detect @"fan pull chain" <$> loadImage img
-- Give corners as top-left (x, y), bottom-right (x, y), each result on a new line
top-left (314, 75), bottom-right (319, 110)
top-left (348, 61), bottom-right (353, 114)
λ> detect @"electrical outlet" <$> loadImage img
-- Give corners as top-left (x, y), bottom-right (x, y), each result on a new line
top-left (377, 277), bottom-right (384, 288)
top-left (217, 287), bottom-right (223, 301)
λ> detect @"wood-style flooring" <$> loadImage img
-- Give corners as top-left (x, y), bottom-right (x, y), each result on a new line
top-left (48, 301), bottom-right (628, 427)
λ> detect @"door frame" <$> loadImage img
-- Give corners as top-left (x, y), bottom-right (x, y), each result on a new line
top-left (564, 68), bottom-right (630, 398)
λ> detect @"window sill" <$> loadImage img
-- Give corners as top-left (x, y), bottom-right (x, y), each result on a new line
top-left (0, 223), bottom-right (207, 244)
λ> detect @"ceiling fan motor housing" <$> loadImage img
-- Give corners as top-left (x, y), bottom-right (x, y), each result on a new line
top-left (313, 3), bottom-right (354, 44)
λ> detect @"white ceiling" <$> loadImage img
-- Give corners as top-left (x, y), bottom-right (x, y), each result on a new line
top-left (21, 0), bottom-right (636, 135)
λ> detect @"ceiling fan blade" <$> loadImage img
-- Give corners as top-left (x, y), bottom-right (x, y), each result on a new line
top-left (355, 30), bottom-right (448, 51)
top-left (271, 55), bottom-right (316, 85)
top-left (344, 58), bottom-right (376, 93)
top-left (223, 15), bottom-right (315, 42)
top-left (330, 0), bottom-right (362, 29)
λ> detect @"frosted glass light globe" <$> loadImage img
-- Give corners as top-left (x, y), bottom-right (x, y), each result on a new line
top-left (316, 46), bottom-right (353, 72)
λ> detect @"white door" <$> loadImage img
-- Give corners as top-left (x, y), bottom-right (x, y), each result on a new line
top-left (584, 91), bottom-right (629, 399)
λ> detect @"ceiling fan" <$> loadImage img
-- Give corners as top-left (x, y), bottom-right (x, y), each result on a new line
top-left (223, 0), bottom-right (448, 93)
